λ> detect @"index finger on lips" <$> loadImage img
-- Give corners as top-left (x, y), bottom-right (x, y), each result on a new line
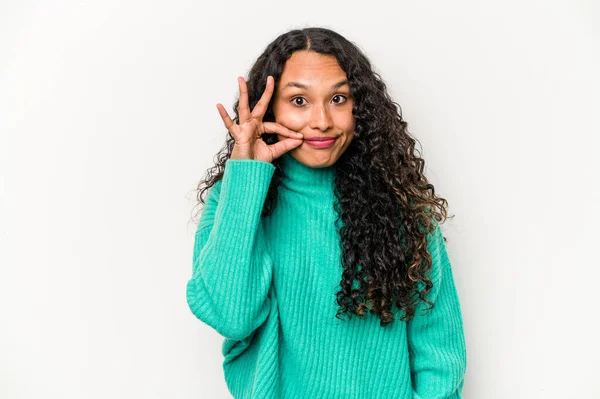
top-left (263, 121), bottom-right (304, 138)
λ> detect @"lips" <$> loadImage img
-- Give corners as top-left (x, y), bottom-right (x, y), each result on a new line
top-left (304, 136), bottom-right (337, 149)
top-left (305, 136), bottom-right (338, 141)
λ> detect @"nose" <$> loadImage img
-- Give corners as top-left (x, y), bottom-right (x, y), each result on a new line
top-left (308, 103), bottom-right (334, 132)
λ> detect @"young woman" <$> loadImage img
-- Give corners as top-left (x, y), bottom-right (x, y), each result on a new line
top-left (187, 27), bottom-right (467, 398)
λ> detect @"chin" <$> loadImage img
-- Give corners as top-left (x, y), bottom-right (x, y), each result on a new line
top-left (291, 147), bottom-right (339, 168)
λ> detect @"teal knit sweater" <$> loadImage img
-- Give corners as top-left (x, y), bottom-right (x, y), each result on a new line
top-left (186, 153), bottom-right (467, 398)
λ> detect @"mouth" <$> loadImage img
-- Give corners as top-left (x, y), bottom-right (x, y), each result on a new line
top-left (305, 136), bottom-right (338, 141)
top-left (304, 136), bottom-right (338, 149)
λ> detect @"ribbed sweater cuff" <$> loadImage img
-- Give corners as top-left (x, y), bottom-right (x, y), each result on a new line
top-left (208, 159), bottom-right (275, 251)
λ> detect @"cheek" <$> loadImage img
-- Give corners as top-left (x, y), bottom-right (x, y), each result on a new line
top-left (273, 105), bottom-right (305, 141)
top-left (343, 129), bottom-right (355, 146)
top-left (276, 111), bottom-right (306, 131)
top-left (334, 112), bottom-right (356, 133)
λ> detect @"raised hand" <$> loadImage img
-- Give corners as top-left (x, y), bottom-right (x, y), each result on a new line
top-left (216, 76), bottom-right (304, 162)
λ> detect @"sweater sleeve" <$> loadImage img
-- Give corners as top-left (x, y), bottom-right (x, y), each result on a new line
top-left (407, 221), bottom-right (468, 399)
top-left (186, 159), bottom-right (276, 341)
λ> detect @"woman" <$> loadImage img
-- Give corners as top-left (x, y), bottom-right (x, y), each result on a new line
top-left (186, 27), bottom-right (467, 398)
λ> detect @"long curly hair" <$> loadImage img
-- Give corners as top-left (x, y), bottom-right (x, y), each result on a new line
top-left (191, 27), bottom-right (453, 327)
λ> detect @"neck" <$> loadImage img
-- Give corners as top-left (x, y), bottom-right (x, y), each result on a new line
top-left (279, 152), bottom-right (336, 195)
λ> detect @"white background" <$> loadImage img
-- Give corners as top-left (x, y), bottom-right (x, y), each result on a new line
top-left (1, 1), bottom-right (599, 398)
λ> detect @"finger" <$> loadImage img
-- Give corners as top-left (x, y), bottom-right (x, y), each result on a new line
top-left (238, 77), bottom-right (251, 123)
top-left (268, 137), bottom-right (304, 160)
top-left (216, 103), bottom-right (239, 135)
top-left (251, 76), bottom-right (274, 120)
top-left (263, 121), bottom-right (303, 139)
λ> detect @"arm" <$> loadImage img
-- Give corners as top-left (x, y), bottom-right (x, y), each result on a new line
top-left (407, 222), bottom-right (468, 398)
top-left (186, 159), bottom-right (276, 341)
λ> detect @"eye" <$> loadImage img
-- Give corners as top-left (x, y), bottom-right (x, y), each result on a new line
top-left (291, 97), bottom-right (307, 107)
top-left (290, 95), bottom-right (348, 107)
top-left (332, 94), bottom-right (347, 104)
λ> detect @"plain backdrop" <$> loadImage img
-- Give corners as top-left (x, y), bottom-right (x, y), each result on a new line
top-left (1, 0), bottom-right (599, 398)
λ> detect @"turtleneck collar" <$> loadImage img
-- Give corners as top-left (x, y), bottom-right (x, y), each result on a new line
top-left (279, 152), bottom-right (336, 195)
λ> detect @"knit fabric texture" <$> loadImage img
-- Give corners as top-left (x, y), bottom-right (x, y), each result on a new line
top-left (186, 152), bottom-right (467, 398)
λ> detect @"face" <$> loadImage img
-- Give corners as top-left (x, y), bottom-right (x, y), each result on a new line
top-left (272, 51), bottom-right (355, 168)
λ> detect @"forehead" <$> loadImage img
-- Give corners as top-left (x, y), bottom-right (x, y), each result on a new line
top-left (279, 51), bottom-right (347, 85)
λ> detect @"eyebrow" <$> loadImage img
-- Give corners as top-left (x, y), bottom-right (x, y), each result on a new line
top-left (281, 80), bottom-right (349, 91)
